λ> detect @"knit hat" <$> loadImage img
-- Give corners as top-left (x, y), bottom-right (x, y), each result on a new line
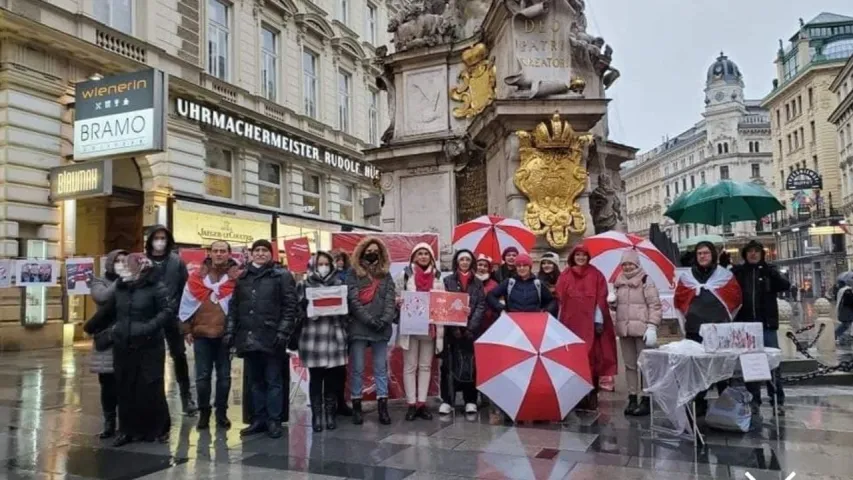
top-left (251, 239), bottom-right (273, 252)
top-left (410, 242), bottom-right (435, 262)
top-left (620, 249), bottom-right (640, 267)
top-left (456, 251), bottom-right (473, 262)
top-left (475, 253), bottom-right (493, 266)
top-left (515, 254), bottom-right (533, 267)
top-left (502, 246), bottom-right (519, 259)
top-left (540, 252), bottom-right (560, 266)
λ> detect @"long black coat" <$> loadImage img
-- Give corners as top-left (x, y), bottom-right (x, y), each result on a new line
top-left (732, 261), bottom-right (790, 330)
top-left (443, 273), bottom-right (486, 333)
top-left (226, 263), bottom-right (297, 357)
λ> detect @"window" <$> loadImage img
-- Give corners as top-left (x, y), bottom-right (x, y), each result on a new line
top-left (303, 51), bottom-right (318, 118)
top-left (794, 131), bottom-right (799, 149)
top-left (368, 90), bottom-right (379, 145)
top-left (785, 104), bottom-right (791, 120)
top-left (753, 141), bottom-right (759, 152)
top-left (787, 134), bottom-right (792, 152)
top-left (751, 163), bottom-right (760, 178)
top-left (682, 178), bottom-right (687, 191)
top-left (690, 175), bottom-right (695, 189)
top-left (94, 0), bottom-right (133, 34)
top-left (810, 121), bottom-right (816, 143)
top-left (700, 171), bottom-right (706, 184)
top-left (813, 155), bottom-right (818, 172)
top-left (338, 0), bottom-right (349, 24)
top-left (258, 160), bottom-right (281, 208)
top-left (778, 139), bottom-right (783, 156)
top-left (338, 71), bottom-right (351, 133)
top-left (339, 184), bottom-right (354, 221)
top-left (665, 185), bottom-right (670, 197)
top-left (675, 182), bottom-right (679, 195)
top-left (723, 143), bottom-right (729, 154)
top-left (776, 109), bottom-right (781, 126)
top-left (808, 87), bottom-right (814, 108)
top-left (720, 166), bottom-right (730, 180)
top-left (366, 4), bottom-right (378, 44)
top-left (204, 145), bottom-right (233, 198)
top-left (207, 0), bottom-right (230, 80)
top-left (797, 95), bottom-right (802, 115)
top-left (261, 27), bottom-right (278, 101)
top-left (799, 127), bottom-right (804, 146)
top-left (717, 143), bottom-right (723, 155)
top-left (302, 173), bottom-right (322, 215)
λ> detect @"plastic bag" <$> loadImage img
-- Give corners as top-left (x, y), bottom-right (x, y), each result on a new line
top-left (705, 386), bottom-right (753, 432)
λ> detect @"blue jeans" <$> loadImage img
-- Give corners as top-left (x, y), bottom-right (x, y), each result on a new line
top-left (746, 329), bottom-right (785, 407)
top-left (244, 352), bottom-right (284, 423)
top-left (193, 337), bottom-right (232, 411)
top-left (349, 340), bottom-right (389, 399)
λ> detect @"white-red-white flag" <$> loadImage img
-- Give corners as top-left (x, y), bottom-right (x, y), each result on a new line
top-left (305, 285), bottom-right (348, 317)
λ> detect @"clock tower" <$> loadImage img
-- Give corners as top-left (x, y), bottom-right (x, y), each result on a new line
top-left (704, 52), bottom-right (746, 112)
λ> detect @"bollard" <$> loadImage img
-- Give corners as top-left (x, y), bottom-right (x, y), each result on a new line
top-left (813, 298), bottom-right (836, 354)
top-left (776, 298), bottom-right (796, 358)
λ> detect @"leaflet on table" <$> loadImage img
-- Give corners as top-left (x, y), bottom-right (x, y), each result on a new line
top-left (739, 352), bottom-right (772, 382)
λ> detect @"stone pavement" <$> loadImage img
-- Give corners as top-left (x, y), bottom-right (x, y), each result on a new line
top-left (2, 347), bottom-right (853, 479)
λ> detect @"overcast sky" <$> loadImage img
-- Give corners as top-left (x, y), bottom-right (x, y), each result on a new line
top-left (586, 0), bottom-right (852, 153)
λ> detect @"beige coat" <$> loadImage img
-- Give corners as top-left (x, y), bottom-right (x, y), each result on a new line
top-left (613, 270), bottom-right (662, 338)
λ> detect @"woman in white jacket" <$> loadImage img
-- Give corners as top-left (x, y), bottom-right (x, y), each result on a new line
top-left (395, 243), bottom-right (444, 421)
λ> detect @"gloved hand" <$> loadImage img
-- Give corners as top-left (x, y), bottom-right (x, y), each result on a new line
top-left (273, 332), bottom-right (288, 350)
top-left (643, 325), bottom-right (658, 348)
top-left (595, 323), bottom-right (604, 335)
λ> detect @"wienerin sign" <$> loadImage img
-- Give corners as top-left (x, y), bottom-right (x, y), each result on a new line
top-left (785, 168), bottom-right (823, 191)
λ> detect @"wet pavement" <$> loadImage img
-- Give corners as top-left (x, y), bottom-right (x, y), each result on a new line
top-left (2, 346), bottom-right (853, 479)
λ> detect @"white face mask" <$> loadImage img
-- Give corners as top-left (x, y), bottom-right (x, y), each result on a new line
top-left (152, 239), bottom-right (167, 252)
top-left (115, 264), bottom-right (134, 280)
top-left (476, 272), bottom-right (490, 281)
top-left (317, 266), bottom-right (331, 277)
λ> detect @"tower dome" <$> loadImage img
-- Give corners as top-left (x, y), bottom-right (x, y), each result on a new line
top-left (706, 52), bottom-right (743, 84)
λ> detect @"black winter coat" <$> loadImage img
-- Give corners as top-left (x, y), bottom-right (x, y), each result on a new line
top-left (732, 262), bottom-right (791, 330)
top-left (443, 273), bottom-right (486, 333)
top-left (226, 263), bottom-right (297, 357)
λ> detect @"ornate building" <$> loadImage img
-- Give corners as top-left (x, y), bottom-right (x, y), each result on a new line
top-left (831, 55), bottom-right (853, 269)
top-left (623, 53), bottom-right (774, 247)
top-left (0, 0), bottom-right (392, 349)
top-left (762, 12), bottom-right (853, 296)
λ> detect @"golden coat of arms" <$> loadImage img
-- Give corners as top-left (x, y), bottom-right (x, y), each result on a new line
top-left (450, 43), bottom-right (496, 118)
top-left (514, 113), bottom-right (593, 248)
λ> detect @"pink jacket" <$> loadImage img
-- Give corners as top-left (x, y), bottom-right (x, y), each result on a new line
top-left (613, 270), bottom-right (662, 338)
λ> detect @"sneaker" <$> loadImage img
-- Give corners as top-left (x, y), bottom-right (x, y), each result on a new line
top-left (465, 403), bottom-right (478, 414)
top-left (439, 403), bottom-right (453, 415)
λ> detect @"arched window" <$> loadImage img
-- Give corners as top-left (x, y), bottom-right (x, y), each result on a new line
top-left (717, 144), bottom-right (723, 155)
top-left (748, 142), bottom-right (753, 153)
top-left (723, 143), bottom-right (729, 154)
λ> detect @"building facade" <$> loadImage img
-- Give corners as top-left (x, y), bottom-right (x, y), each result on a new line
top-left (762, 12), bottom-right (853, 297)
top-left (830, 55), bottom-right (853, 268)
top-left (623, 53), bottom-right (774, 248)
top-left (0, 0), bottom-right (392, 350)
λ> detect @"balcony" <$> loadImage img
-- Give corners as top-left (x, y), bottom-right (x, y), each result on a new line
top-left (770, 206), bottom-right (844, 230)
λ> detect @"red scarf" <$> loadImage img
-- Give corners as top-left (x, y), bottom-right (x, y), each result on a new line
top-left (458, 270), bottom-right (472, 291)
top-left (414, 264), bottom-right (434, 292)
top-left (358, 278), bottom-right (381, 305)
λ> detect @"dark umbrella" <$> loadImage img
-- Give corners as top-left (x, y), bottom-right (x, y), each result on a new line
top-left (648, 223), bottom-right (680, 266)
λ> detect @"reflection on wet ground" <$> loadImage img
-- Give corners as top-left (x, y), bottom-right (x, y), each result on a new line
top-left (2, 345), bottom-right (853, 479)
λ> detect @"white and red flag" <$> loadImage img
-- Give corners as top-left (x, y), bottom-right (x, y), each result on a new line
top-left (178, 271), bottom-right (237, 322)
top-left (674, 266), bottom-right (742, 324)
top-left (305, 286), bottom-right (349, 317)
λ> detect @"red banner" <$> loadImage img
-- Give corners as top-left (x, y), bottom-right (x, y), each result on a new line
top-left (179, 249), bottom-right (208, 274)
top-left (283, 237), bottom-right (311, 274)
top-left (331, 232), bottom-right (440, 263)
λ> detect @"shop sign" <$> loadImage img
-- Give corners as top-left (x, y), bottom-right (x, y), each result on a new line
top-left (173, 201), bottom-right (272, 247)
top-left (49, 160), bottom-right (113, 201)
top-left (785, 168), bottom-right (823, 191)
top-left (175, 98), bottom-right (379, 179)
top-left (74, 69), bottom-right (167, 160)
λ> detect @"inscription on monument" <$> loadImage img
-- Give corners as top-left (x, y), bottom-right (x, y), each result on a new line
top-left (516, 20), bottom-right (571, 69)
top-left (456, 160), bottom-right (488, 223)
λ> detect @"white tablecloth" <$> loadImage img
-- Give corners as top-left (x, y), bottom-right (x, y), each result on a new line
top-left (637, 340), bottom-right (782, 434)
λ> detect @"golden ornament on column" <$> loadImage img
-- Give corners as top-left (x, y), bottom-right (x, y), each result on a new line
top-left (514, 113), bottom-right (593, 248)
top-left (450, 43), bottom-right (497, 119)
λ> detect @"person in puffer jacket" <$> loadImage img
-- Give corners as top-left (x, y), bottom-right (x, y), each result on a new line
top-left (612, 249), bottom-right (661, 417)
top-left (487, 254), bottom-right (556, 314)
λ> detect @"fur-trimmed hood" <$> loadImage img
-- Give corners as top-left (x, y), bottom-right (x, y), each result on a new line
top-left (352, 236), bottom-right (391, 278)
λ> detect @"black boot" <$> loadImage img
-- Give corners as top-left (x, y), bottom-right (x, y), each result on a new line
top-left (378, 398), bottom-right (392, 425)
top-left (416, 405), bottom-right (433, 420)
top-left (405, 405), bottom-right (418, 421)
top-left (352, 399), bottom-right (364, 425)
top-left (337, 393), bottom-right (353, 417)
top-left (624, 395), bottom-right (638, 416)
top-left (215, 408), bottom-right (231, 429)
top-left (197, 407), bottom-right (211, 430)
top-left (311, 394), bottom-right (324, 433)
top-left (112, 433), bottom-right (133, 447)
top-left (324, 394), bottom-right (337, 431)
top-left (240, 421), bottom-right (268, 436)
top-left (267, 420), bottom-right (283, 439)
top-left (99, 413), bottom-right (116, 439)
top-left (633, 397), bottom-right (651, 417)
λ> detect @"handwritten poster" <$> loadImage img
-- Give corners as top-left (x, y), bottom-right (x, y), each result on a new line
top-left (700, 322), bottom-right (764, 353)
top-left (429, 292), bottom-right (469, 326)
top-left (400, 291), bottom-right (430, 335)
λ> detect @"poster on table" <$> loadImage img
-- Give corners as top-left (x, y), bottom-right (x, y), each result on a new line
top-left (429, 291), bottom-right (469, 326)
top-left (699, 322), bottom-right (764, 353)
top-left (0, 259), bottom-right (12, 288)
top-left (283, 237), bottom-right (311, 274)
top-left (305, 286), bottom-right (348, 317)
top-left (331, 232), bottom-right (440, 279)
top-left (399, 291), bottom-right (430, 335)
top-left (65, 258), bottom-right (96, 295)
top-left (14, 260), bottom-right (59, 286)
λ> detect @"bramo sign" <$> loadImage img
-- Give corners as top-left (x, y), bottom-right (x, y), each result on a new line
top-left (73, 69), bottom-right (167, 160)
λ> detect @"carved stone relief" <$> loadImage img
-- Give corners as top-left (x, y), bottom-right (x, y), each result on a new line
top-left (387, 0), bottom-right (463, 51)
top-left (402, 67), bottom-right (448, 135)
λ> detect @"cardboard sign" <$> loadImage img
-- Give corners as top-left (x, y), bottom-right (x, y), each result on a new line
top-left (429, 291), bottom-right (469, 326)
top-left (305, 286), bottom-right (348, 317)
top-left (699, 322), bottom-right (764, 353)
top-left (739, 352), bottom-right (772, 382)
top-left (283, 237), bottom-right (311, 274)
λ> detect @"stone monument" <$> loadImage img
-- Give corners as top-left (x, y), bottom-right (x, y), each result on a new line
top-left (367, 0), bottom-right (636, 264)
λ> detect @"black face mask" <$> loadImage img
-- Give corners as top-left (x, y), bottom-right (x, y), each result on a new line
top-left (363, 252), bottom-right (379, 264)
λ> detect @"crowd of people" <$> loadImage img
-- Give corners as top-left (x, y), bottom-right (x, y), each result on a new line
top-left (83, 228), bottom-right (794, 446)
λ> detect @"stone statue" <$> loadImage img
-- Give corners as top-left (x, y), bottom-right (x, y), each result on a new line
top-left (589, 171), bottom-right (623, 234)
top-left (388, 0), bottom-right (462, 52)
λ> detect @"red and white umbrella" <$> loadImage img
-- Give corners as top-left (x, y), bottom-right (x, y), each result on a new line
top-left (584, 231), bottom-right (677, 290)
top-left (475, 312), bottom-right (592, 422)
top-left (452, 215), bottom-right (536, 262)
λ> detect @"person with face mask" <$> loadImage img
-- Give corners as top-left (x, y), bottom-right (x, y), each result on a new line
top-left (178, 241), bottom-right (242, 430)
top-left (345, 237), bottom-right (396, 426)
top-left (83, 249), bottom-right (128, 439)
top-left (225, 239), bottom-right (297, 439)
top-left (295, 251), bottom-right (349, 432)
top-left (144, 225), bottom-right (196, 416)
top-left (440, 249), bottom-right (486, 415)
top-left (555, 244), bottom-right (617, 412)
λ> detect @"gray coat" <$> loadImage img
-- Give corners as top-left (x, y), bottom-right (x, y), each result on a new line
top-left (345, 237), bottom-right (396, 343)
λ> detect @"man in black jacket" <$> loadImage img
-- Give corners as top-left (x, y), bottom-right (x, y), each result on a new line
top-left (145, 225), bottom-right (196, 416)
top-left (733, 240), bottom-right (791, 416)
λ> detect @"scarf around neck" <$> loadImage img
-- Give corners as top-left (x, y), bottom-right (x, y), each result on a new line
top-left (413, 264), bottom-right (434, 292)
top-left (458, 270), bottom-right (472, 291)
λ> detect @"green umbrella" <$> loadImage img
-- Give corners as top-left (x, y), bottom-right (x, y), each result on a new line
top-left (678, 234), bottom-right (726, 250)
top-left (664, 180), bottom-right (784, 226)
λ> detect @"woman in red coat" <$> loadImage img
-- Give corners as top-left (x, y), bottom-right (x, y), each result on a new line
top-left (555, 244), bottom-right (618, 411)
